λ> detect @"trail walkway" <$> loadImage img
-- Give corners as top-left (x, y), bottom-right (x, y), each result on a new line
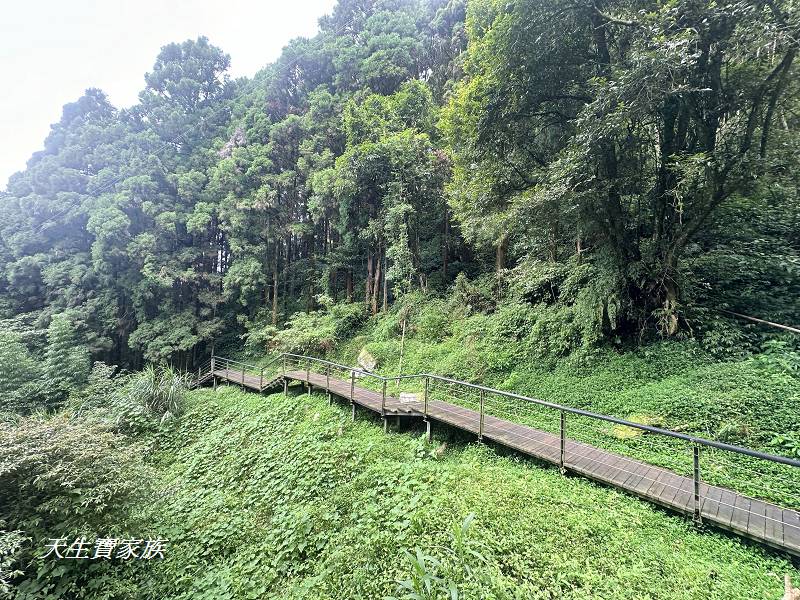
top-left (198, 355), bottom-right (800, 558)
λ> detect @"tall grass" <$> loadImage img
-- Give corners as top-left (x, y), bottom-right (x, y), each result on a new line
top-left (126, 364), bottom-right (188, 422)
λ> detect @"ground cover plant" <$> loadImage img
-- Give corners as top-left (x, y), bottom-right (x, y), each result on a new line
top-left (121, 385), bottom-right (800, 599)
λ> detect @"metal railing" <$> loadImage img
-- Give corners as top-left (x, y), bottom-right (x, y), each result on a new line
top-left (279, 352), bottom-right (392, 415)
top-left (205, 355), bottom-right (282, 392)
top-left (198, 352), bottom-right (800, 519)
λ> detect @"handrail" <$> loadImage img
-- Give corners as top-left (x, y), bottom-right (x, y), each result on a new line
top-left (282, 353), bottom-right (388, 381)
top-left (203, 352), bottom-right (800, 469)
top-left (395, 367), bottom-right (800, 468)
top-left (214, 357), bottom-right (260, 371)
top-left (213, 356), bottom-right (276, 373)
top-left (385, 372), bottom-right (800, 467)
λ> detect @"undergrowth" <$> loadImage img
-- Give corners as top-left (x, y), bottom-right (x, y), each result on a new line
top-left (126, 386), bottom-right (797, 599)
top-left (315, 300), bottom-right (800, 508)
top-left (241, 295), bottom-right (800, 507)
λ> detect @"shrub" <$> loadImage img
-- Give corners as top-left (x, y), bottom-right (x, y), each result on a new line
top-left (413, 299), bottom-right (452, 342)
top-left (0, 414), bottom-right (149, 598)
top-left (241, 308), bottom-right (278, 353)
top-left (0, 529), bottom-right (25, 595)
top-left (448, 273), bottom-right (497, 315)
top-left (122, 365), bottom-right (188, 425)
top-left (0, 331), bottom-right (45, 414)
top-left (269, 300), bottom-right (367, 355)
top-left (272, 311), bottom-right (338, 354)
top-left (43, 314), bottom-right (91, 403)
top-left (327, 300), bottom-right (367, 337)
top-left (66, 362), bottom-right (121, 417)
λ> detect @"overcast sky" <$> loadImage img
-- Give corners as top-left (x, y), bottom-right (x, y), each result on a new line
top-left (0, 0), bottom-right (338, 188)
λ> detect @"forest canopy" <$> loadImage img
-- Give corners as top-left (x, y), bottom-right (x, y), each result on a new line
top-left (0, 0), bottom-right (798, 371)
top-left (2, 0), bottom-right (800, 597)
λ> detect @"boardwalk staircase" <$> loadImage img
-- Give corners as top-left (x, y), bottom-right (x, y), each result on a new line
top-left (193, 353), bottom-right (800, 559)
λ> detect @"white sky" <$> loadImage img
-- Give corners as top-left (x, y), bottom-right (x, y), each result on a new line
top-left (0, 0), bottom-right (338, 189)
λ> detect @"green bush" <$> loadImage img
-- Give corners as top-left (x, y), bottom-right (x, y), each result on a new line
top-left (0, 529), bottom-right (25, 595)
top-left (127, 365), bottom-right (187, 419)
top-left (65, 364), bottom-right (189, 434)
top-left (66, 362), bottom-right (121, 417)
top-left (0, 414), bottom-right (149, 598)
top-left (44, 314), bottom-right (91, 404)
top-left (272, 311), bottom-right (338, 354)
top-left (115, 365), bottom-right (189, 432)
top-left (0, 331), bottom-right (45, 414)
top-left (413, 299), bottom-right (452, 342)
top-left (449, 273), bottom-right (497, 315)
top-left (269, 300), bottom-right (367, 355)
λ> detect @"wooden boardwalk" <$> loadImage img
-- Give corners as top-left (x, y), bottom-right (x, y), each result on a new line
top-left (208, 364), bottom-right (800, 558)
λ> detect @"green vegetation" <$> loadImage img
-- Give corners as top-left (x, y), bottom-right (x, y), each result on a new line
top-left (255, 295), bottom-right (800, 508)
top-left (3, 313), bottom-right (798, 597)
top-left (0, 413), bottom-right (150, 598)
top-left (1, 0), bottom-right (797, 369)
top-left (86, 387), bottom-right (800, 598)
top-left (2, 0), bottom-right (799, 596)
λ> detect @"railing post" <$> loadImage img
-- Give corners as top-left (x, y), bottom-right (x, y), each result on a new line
top-left (242, 366), bottom-right (245, 385)
top-left (559, 411), bottom-right (566, 474)
top-left (423, 376), bottom-right (429, 418)
top-left (211, 355), bottom-right (215, 373)
top-left (260, 367), bottom-right (264, 391)
top-left (350, 371), bottom-right (355, 400)
top-left (423, 376), bottom-right (431, 442)
top-left (350, 370), bottom-right (356, 421)
top-left (478, 389), bottom-right (485, 441)
top-left (282, 355), bottom-right (287, 376)
top-left (693, 443), bottom-right (702, 523)
top-left (306, 359), bottom-right (311, 394)
top-left (381, 380), bottom-right (387, 417)
top-left (326, 365), bottom-right (331, 405)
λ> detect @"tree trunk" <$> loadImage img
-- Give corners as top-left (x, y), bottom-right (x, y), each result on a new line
top-left (286, 234), bottom-right (293, 305)
top-left (306, 228), bottom-right (315, 311)
top-left (272, 247), bottom-right (279, 326)
top-left (548, 218), bottom-right (559, 262)
top-left (590, 8), bottom-right (631, 262)
top-left (382, 253), bottom-right (388, 313)
top-left (495, 233), bottom-right (508, 272)
top-left (442, 207), bottom-right (449, 279)
top-left (760, 48), bottom-right (796, 159)
top-left (663, 276), bottom-right (680, 336)
top-left (371, 247), bottom-right (382, 316)
top-left (329, 268), bottom-right (337, 300)
top-left (366, 253), bottom-right (373, 310)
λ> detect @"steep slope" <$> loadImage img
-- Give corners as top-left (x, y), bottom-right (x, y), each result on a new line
top-left (129, 386), bottom-right (797, 599)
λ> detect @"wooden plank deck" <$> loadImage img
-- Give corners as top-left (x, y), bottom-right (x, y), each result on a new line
top-left (208, 366), bottom-right (800, 557)
top-left (211, 368), bottom-right (279, 392)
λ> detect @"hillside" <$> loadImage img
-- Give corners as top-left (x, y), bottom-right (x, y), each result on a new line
top-left (234, 296), bottom-right (800, 509)
top-left (116, 386), bottom-right (800, 599)
top-left (2, 0), bottom-right (799, 596)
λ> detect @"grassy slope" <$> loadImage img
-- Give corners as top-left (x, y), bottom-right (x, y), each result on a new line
top-left (311, 308), bottom-right (800, 508)
top-left (132, 386), bottom-right (798, 600)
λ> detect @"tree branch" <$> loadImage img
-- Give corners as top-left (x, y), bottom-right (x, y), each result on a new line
top-left (591, 3), bottom-right (642, 28)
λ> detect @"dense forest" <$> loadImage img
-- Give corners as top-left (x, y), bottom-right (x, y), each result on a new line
top-left (2, 0), bottom-right (800, 597)
top-left (2, 0), bottom-right (798, 378)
